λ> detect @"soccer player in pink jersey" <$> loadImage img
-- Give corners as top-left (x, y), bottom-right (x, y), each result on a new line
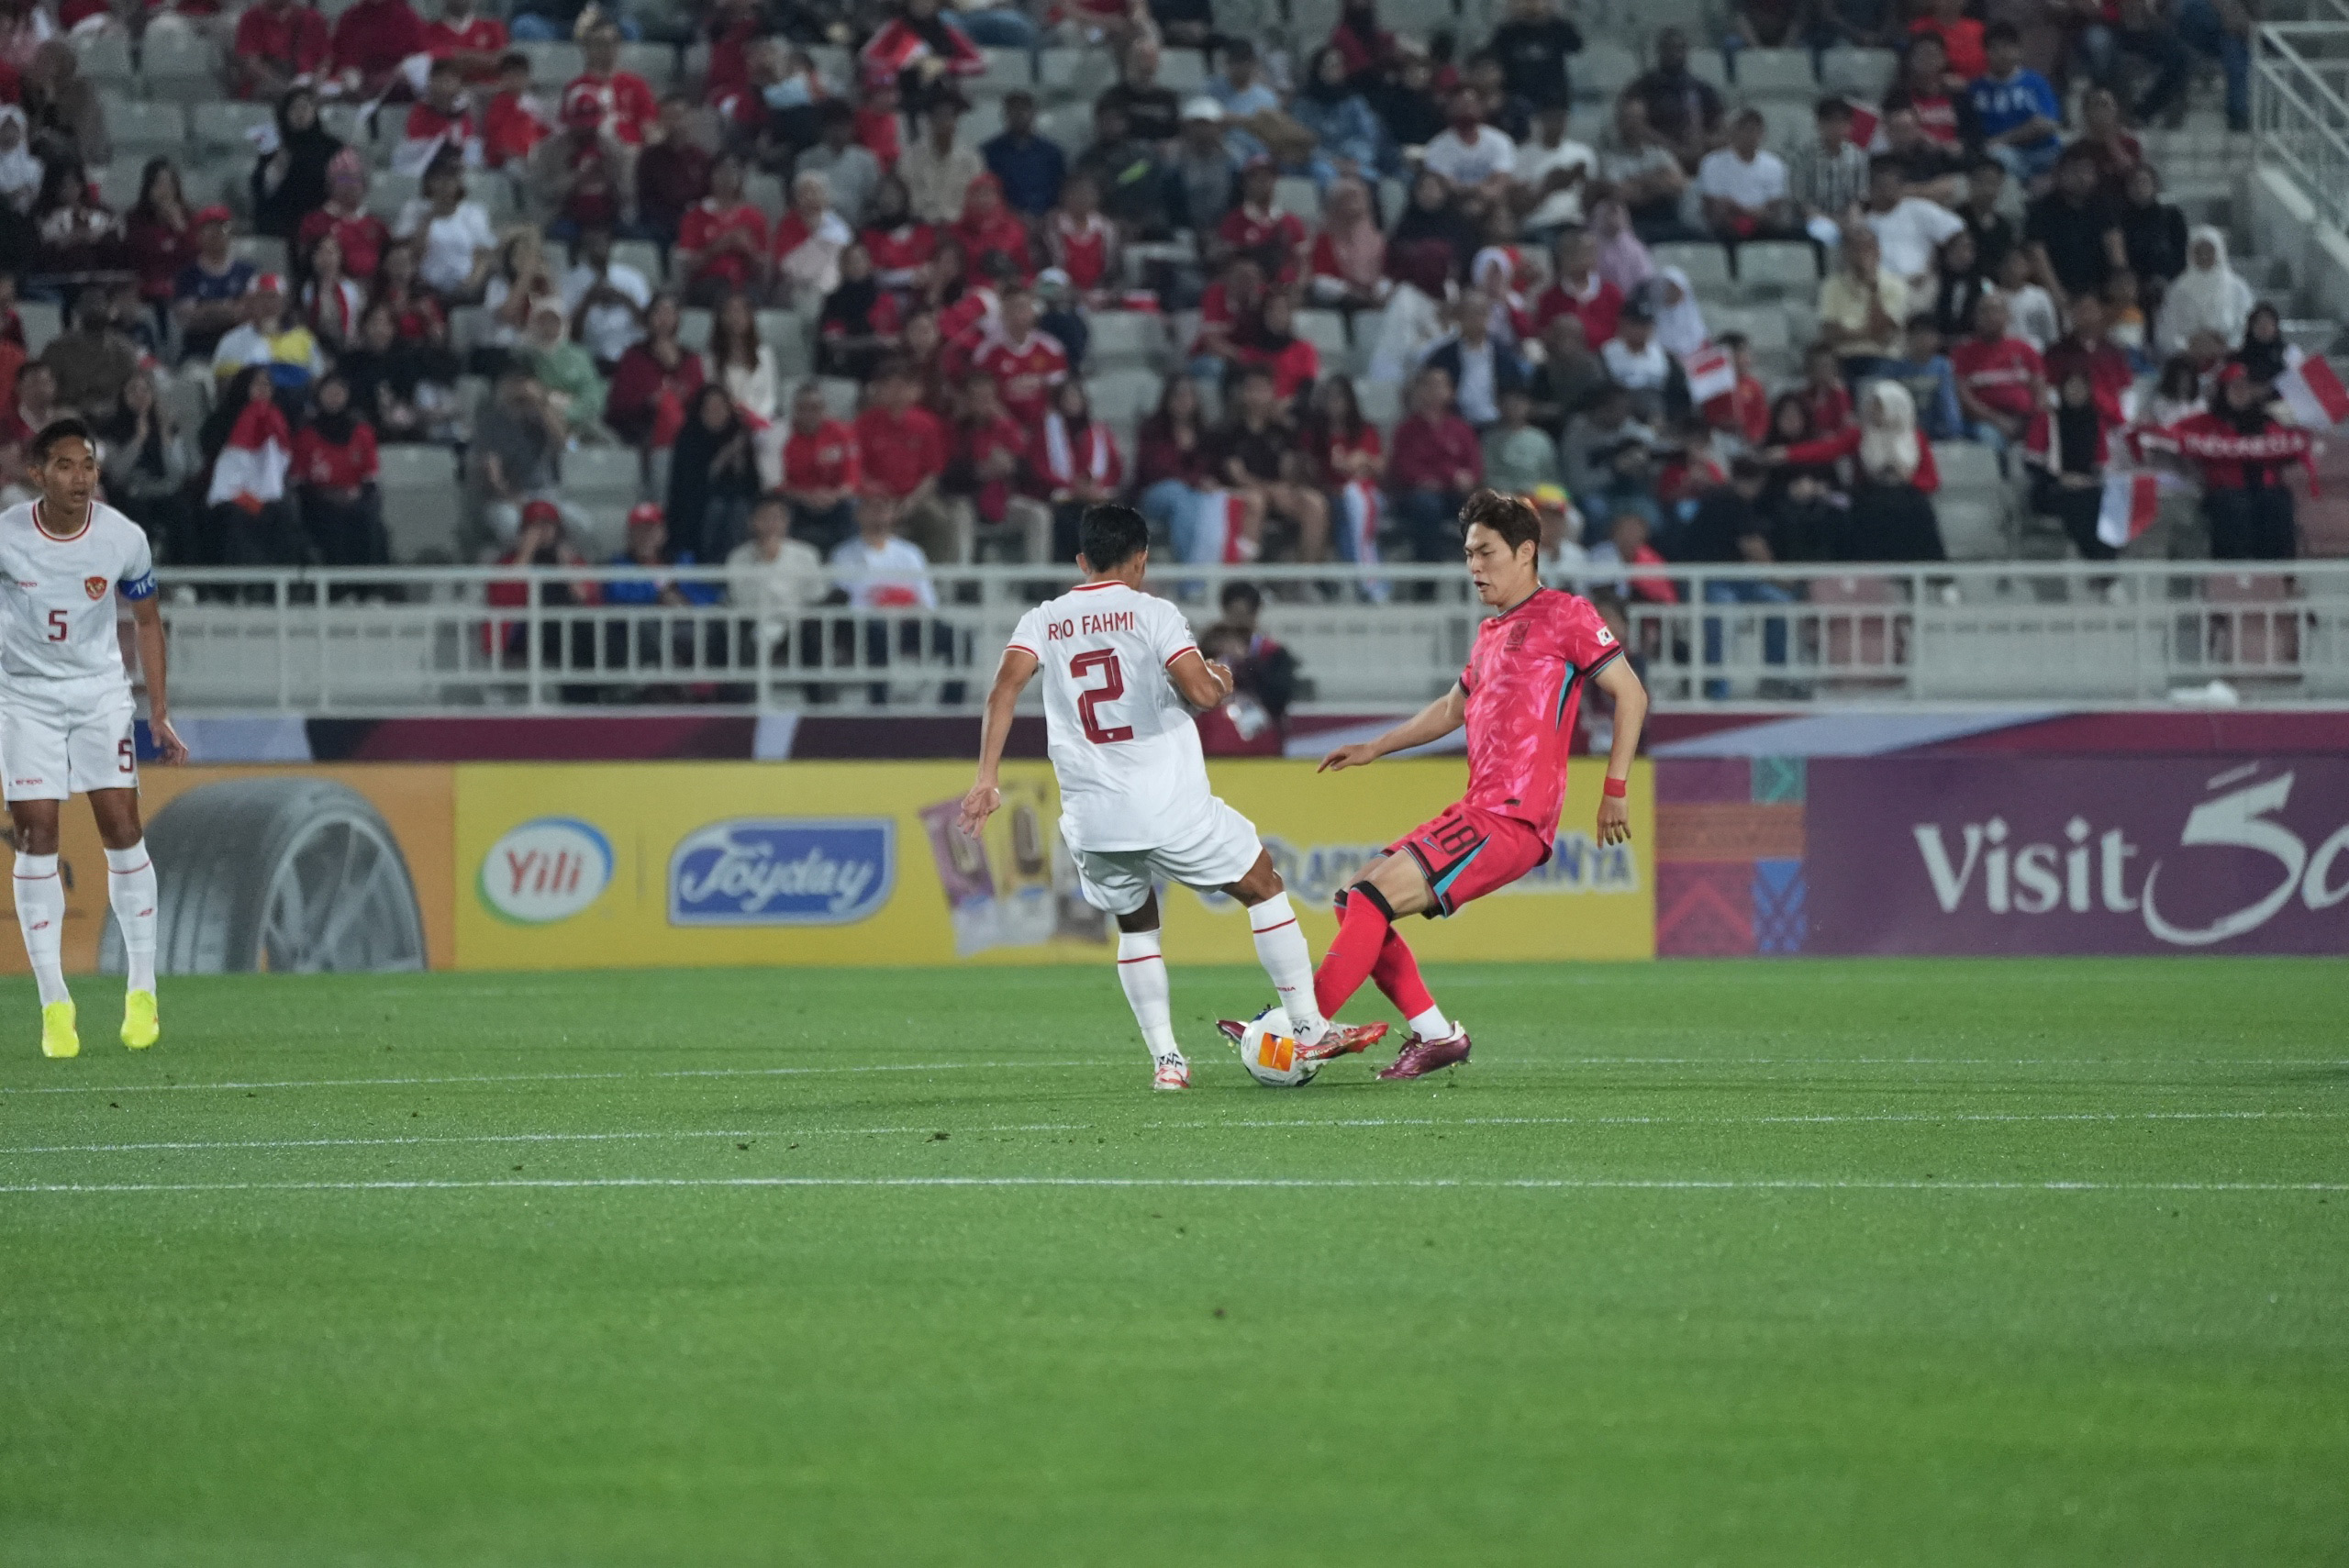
top-left (1239, 490), bottom-right (1649, 1080)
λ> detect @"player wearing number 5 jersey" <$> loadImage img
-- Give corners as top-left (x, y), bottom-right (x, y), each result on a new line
top-left (1275, 490), bottom-right (1649, 1081)
top-left (959, 506), bottom-right (1384, 1090)
top-left (0, 419), bottom-right (190, 1061)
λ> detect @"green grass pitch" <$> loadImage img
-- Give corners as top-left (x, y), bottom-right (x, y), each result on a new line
top-left (1, 958), bottom-right (2343, 1566)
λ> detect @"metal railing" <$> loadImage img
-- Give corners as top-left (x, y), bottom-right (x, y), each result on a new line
top-left (145, 562), bottom-right (2349, 714)
top-left (2255, 8), bottom-right (2349, 234)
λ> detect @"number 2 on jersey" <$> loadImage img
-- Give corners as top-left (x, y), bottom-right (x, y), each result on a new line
top-left (1070, 651), bottom-right (1134, 744)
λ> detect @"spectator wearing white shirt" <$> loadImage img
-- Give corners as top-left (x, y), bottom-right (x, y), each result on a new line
top-left (1696, 109), bottom-right (1795, 242)
top-left (830, 495), bottom-right (939, 610)
top-left (1862, 157), bottom-right (1965, 294)
top-left (395, 158), bottom-right (498, 301)
top-left (1509, 102), bottom-right (1596, 240)
top-left (727, 496), bottom-right (828, 654)
top-left (559, 223), bottom-right (652, 370)
top-left (1208, 39), bottom-right (1284, 165)
top-left (1420, 87), bottom-right (1516, 198)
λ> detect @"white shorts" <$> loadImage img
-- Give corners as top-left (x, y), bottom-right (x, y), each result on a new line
top-left (1, 680), bottom-right (139, 802)
top-left (1070, 796), bottom-right (1263, 917)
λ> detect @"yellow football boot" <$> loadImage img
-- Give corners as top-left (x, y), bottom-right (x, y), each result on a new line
top-left (121, 990), bottom-right (159, 1051)
top-left (40, 999), bottom-right (78, 1059)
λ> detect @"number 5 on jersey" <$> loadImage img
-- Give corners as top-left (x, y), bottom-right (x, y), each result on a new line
top-left (1071, 651), bottom-right (1133, 743)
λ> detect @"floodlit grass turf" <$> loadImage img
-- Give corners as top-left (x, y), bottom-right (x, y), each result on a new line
top-left (0, 960), bottom-right (2343, 1567)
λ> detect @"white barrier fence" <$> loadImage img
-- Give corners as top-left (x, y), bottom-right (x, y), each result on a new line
top-left (145, 562), bottom-right (2349, 714)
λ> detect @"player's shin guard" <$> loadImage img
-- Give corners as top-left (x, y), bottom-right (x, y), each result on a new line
top-left (1313, 882), bottom-right (1394, 1019)
top-left (1115, 929), bottom-right (1181, 1061)
top-left (1372, 928), bottom-right (1451, 1043)
top-left (13, 853), bottom-right (70, 1007)
top-left (105, 841), bottom-right (158, 994)
top-left (1245, 891), bottom-right (1329, 1040)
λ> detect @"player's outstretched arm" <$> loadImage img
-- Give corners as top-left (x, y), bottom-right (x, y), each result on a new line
top-left (1318, 684), bottom-right (1466, 773)
top-left (1593, 658), bottom-right (1648, 847)
top-left (959, 645), bottom-right (1041, 838)
top-left (130, 596), bottom-right (188, 766)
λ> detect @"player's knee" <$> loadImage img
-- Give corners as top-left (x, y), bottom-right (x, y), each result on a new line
top-left (1114, 891), bottom-right (1161, 933)
top-left (13, 822), bottom-right (58, 857)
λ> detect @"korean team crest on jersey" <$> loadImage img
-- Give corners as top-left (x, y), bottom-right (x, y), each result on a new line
top-left (669, 818), bottom-right (895, 925)
top-left (83, 575), bottom-right (107, 600)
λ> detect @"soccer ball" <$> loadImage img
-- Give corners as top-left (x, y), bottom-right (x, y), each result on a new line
top-left (1234, 1006), bottom-right (1320, 1088)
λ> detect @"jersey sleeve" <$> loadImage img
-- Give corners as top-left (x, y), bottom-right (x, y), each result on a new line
top-left (1006, 605), bottom-right (1044, 660)
top-left (1148, 596), bottom-right (1197, 669)
top-left (117, 526), bottom-right (157, 601)
top-left (1564, 595), bottom-right (1622, 676)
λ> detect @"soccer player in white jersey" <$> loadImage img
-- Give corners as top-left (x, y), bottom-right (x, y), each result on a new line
top-left (1, 418), bottom-right (188, 1059)
top-left (958, 505), bottom-right (1385, 1090)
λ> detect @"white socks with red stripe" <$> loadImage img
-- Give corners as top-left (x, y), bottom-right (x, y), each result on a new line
top-left (13, 853), bottom-right (69, 1007)
top-left (1247, 892), bottom-right (1330, 1043)
top-left (1116, 929), bottom-right (1181, 1062)
top-left (106, 841), bottom-right (158, 994)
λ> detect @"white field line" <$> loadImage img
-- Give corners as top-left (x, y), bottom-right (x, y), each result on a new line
top-left (2, 1176), bottom-right (2343, 1195)
top-left (6, 1056), bottom-right (2345, 1098)
top-left (2, 1109), bottom-right (2339, 1159)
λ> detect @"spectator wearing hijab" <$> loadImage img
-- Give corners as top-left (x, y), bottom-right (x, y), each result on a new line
top-left (98, 370), bottom-right (196, 557)
top-left (1588, 194), bottom-right (1653, 297)
top-left (817, 243), bottom-right (902, 382)
top-left (1842, 381), bottom-right (1946, 562)
top-left (253, 87), bottom-right (344, 241)
top-left (1389, 169), bottom-right (1479, 289)
top-left (772, 171), bottom-right (855, 306)
top-left (201, 364), bottom-right (310, 566)
top-left (297, 150), bottom-right (391, 284)
top-left (1292, 47), bottom-right (1386, 183)
top-left (2232, 302), bottom-right (2288, 386)
top-left (0, 106), bottom-right (42, 215)
top-left (293, 370), bottom-right (390, 569)
top-left (2154, 227), bottom-right (2253, 358)
top-left (2172, 363), bottom-right (2310, 560)
top-left (31, 158), bottom-right (128, 284)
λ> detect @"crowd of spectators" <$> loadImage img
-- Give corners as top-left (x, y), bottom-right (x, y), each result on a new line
top-left (0, 0), bottom-right (2320, 666)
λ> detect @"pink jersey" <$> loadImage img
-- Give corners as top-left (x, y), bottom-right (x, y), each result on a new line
top-left (1457, 587), bottom-right (1623, 840)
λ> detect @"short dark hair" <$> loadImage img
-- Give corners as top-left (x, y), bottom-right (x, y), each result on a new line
top-left (1815, 95), bottom-right (1854, 120)
top-left (1906, 311), bottom-right (1939, 333)
top-left (429, 55), bottom-right (459, 76)
top-left (498, 50), bottom-right (529, 72)
top-left (1869, 154), bottom-right (1904, 180)
top-left (30, 417), bottom-right (94, 462)
top-left (1732, 106), bottom-right (1765, 129)
top-left (1730, 455), bottom-right (1767, 484)
top-left (1219, 580), bottom-right (1262, 612)
top-left (1078, 504), bottom-right (1152, 573)
top-left (1908, 28), bottom-right (1944, 54)
top-left (818, 99), bottom-right (854, 128)
top-left (1460, 489), bottom-right (1540, 555)
top-left (1984, 20), bottom-right (2021, 46)
top-left (1718, 329), bottom-right (1749, 350)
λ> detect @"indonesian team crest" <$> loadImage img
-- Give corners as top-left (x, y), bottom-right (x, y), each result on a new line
top-left (83, 575), bottom-right (107, 601)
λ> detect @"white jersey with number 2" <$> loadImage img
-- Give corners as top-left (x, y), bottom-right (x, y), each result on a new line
top-left (1008, 581), bottom-right (1215, 852)
top-left (0, 499), bottom-right (156, 692)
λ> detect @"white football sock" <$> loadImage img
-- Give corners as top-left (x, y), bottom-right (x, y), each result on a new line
top-left (1409, 1006), bottom-right (1454, 1042)
top-left (1116, 929), bottom-right (1181, 1062)
top-left (1247, 892), bottom-right (1328, 1041)
top-left (14, 852), bottom-right (70, 1007)
top-left (106, 841), bottom-right (158, 994)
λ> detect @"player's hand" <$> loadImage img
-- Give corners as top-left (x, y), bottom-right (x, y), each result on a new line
top-left (1318, 742), bottom-right (1381, 773)
top-left (150, 717), bottom-right (189, 766)
top-left (1596, 795), bottom-right (1631, 846)
top-left (957, 782), bottom-right (1001, 839)
top-left (1206, 660), bottom-right (1234, 697)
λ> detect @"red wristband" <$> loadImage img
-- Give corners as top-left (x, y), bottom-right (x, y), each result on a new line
top-left (1602, 775), bottom-right (1628, 799)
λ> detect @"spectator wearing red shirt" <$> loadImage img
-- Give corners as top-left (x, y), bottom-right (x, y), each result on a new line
top-left (1909, 0), bottom-right (1986, 83)
top-left (295, 151), bottom-right (391, 284)
top-left (1026, 378), bottom-right (1124, 562)
top-left (123, 160), bottom-right (196, 319)
top-left (1949, 293), bottom-right (2046, 450)
top-left (330, 0), bottom-right (429, 100)
top-left (1879, 35), bottom-right (1976, 151)
top-left (854, 74), bottom-right (903, 171)
top-left (482, 52), bottom-right (548, 169)
top-left (1386, 365), bottom-right (1483, 560)
top-left (950, 173), bottom-right (1032, 287)
top-left (1533, 228), bottom-right (1624, 347)
top-left (779, 381), bottom-right (862, 550)
top-left (1216, 160), bottom-right (1308, 281)
top-left (633, 95), bottom-right (713, 250)
top-left (969, 287), bottom-right (1068, 428)
top-left (564, 21), bottom-right (658, 148)
top-left (2042, 295), bottom-right (2134, 427)
top-left (606, 295), bottom-right (703, 450)
top-left (233, 0), bottom-right (331, 101)
top-left (423, 0), bottom-right (505, 83)
top-left (674, 153), bottom-right (768, 306)
top-left (292, 372), bottom-right (389, 565)
top-left (944, 372), bottom-right (1035, 550)
top-left (1237, 291), bottom-right (1321, 404)
top-left (1045, 175), bottom-right (1116, 295)
top-left (853, 361), bottom-right (956, 562)
top-left (861, 173), bottom-right (934, 295)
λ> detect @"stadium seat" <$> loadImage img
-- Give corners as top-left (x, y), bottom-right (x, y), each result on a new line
top-left (1651, 242), bottom-right (1733, 297)
top-left (318, 102), bottom-right (370, 149)
top-left (1932, 441), bottom-right (2004, 495)
top-left (1934, 495), bottom-right (2009, 560)
top-left (806, 44), bottom-right (851, 87)
top-left (618, 43), bottom-right (676, 90)
top-left (562, 444), bottom-right (648, 508)
top-left (518, 41), bottom-right (585, 86)
top-left (71, 28), bottom-right (132, 84)
top-left (193, 100), bottom-right (275, 154)
top-left (1573, 42), bottom-right (1639, 103)
top-left (1820, 48), bottom-right (1898, 99)
top-left (960, 99), bottom-right (1006, 149)
top-left (159, 363), bottom-right (211, 432)
top-left (448, 306), bottom-right (491, 355)
top-left (1707, 306), bottom-right (1790, 352)
top-left (18, 300), bottom-right (60, 355)
top-left (612, 239), bottom-right (665, 285)
top-left (140, 28), bottom-right (223, 103)
top-left (110, 101), bottom-right (192, 160)
top-left (473, 178), bottom-right (516, 223)
top-left (677, 308), bottom-right (712, 352)
top-left (232, 236), bottom-right (288, 275)
top-left (1039, 48), bottom-right (1115, 98)
top-left (817, 376), bottom-right (862, 419)
top-left (1756, 98), bottom-right (1814, 152)
top-left (374, 444), bottom-right (466, 562)
top-left (95, 161), bottom-right (145, 213)
top-left (975, 48), bottom-right (1032, 88)
top-left (1733, 49), bottom-right (1816, 98)
top-left (1686, 50), bottom-right (1730, 92)
top-left (1734, 241), bottom-right (1819, 297)
top-left (1294, 308), bottom-right (1348, 360)
top-left (1273, 175), bottom-right (1320, 226)
top-left (766, 313), bottom-right (813, 377)
top-left (1356, 377), bottom-right (1400, 428)
top-left (1086, 311), bottom-right (1163, 370)
top-left (1157, 50), bottom-right (1208, 94)
top-left (1085, 368), bottom-right (1163, 421)
top-left (364, 172), bottom-right (420, 222)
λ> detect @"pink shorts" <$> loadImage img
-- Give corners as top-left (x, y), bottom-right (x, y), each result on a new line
top-left (1389, 803), bottom-right (1552, 917)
